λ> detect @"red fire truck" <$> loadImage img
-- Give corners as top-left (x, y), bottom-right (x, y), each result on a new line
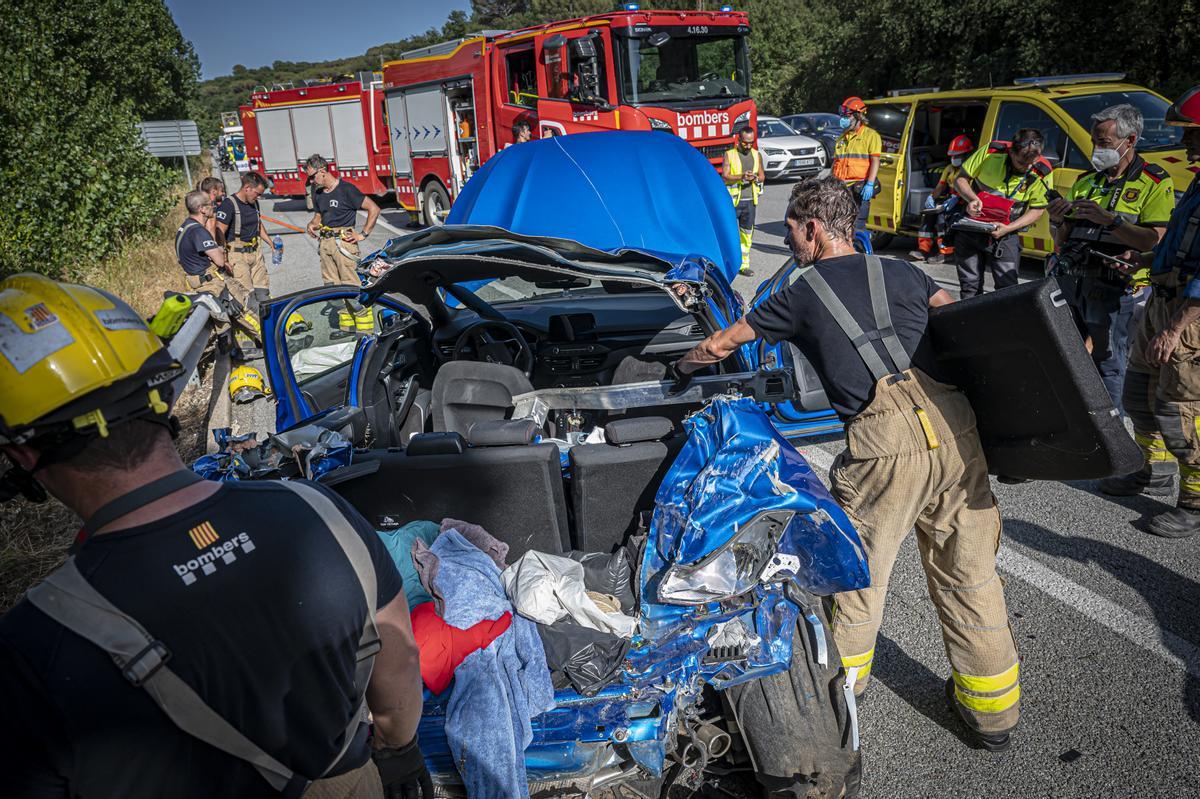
top-left (245, 73), bottom-right (393, 201)
top-left (382, 7), bottom-right (757, 224)
top-left (238, 105), bottom-right (262, 174)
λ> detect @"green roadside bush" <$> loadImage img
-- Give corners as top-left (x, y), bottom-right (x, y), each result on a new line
top-left (0, 0), bottom-right (200, 279)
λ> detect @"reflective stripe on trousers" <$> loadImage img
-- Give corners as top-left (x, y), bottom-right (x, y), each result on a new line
top-left (828, 369), bottom-right (1020, 734)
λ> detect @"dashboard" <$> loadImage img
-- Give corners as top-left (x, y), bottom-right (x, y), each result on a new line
top-left (432, 292), bottom-right (706, 387)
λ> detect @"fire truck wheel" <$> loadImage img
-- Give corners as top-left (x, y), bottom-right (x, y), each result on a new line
top-left (422, 181), bottom-right (451, 227)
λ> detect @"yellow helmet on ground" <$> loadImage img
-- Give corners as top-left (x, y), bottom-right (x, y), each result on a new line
top-left (0, 273), bottom-right (181, 446)
top-left (229, 364), bottom-right (268, 404)
top-left (285, 311), bottom-right (311, 335)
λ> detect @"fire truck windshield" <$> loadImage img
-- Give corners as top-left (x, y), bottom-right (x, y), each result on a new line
top-left (615, 28), bottom-right (749, 105)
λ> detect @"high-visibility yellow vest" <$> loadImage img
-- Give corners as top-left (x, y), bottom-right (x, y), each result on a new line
top-left (725, 147), bottom-right (762, 205)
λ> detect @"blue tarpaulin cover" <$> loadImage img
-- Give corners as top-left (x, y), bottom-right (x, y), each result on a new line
top-left (446, 131), bottom-right (743, 282)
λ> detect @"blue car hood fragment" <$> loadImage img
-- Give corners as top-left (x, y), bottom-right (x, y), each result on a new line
top-left (446, 131), bottom-right (743, 283)
top-left (648, 396), bottom-right (870, 597)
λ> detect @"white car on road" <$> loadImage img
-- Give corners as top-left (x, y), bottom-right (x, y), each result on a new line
top-left (757, 116), bottom-right (826, 181)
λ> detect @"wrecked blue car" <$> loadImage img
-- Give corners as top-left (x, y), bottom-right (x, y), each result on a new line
top-left (254, 132), bottom-right (869, 796)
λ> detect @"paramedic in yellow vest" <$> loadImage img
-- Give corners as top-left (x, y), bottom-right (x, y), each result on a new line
top-left (911, 135), bottom-right (974, 264)
top-left (723, 125), bottom-right (765, 277)
top-left (832, 96), bottom-right (882, 235)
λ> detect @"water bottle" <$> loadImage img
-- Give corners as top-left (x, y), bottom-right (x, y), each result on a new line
top-left (271, 235), bottom-right (284, 265)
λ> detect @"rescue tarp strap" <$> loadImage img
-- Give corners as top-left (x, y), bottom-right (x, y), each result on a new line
top-left (27, 561), bottom-right (298, 793)
top-left (797, 255), bottom-right (910, 380)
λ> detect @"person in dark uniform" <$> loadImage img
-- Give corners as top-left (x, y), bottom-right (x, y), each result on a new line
top-left (304, 154), bottom-right (381, 335)
top-left (175, 189), bottom-right (241, 298)
top-left (198, 176), bottom-right (227, 238)
top-left (671, 175), bottom-right (1022, 753)
top-left (214, 172), bottom-right (272, 310)
top-left (0, 274), bottom-right (431, 798)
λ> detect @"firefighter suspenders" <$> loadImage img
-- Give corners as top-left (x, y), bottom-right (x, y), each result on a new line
top-left (796, 254), bottom-right (912, 381)
top-left (27, 480), bottom-right (381, 797)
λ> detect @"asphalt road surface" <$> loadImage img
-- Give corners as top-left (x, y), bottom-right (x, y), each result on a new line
top-left (226, 167), bottom-right (1200, 799)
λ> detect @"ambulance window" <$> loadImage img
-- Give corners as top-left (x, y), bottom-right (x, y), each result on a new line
top-left (505, 48), bottom-right (537, 108)
top-left (994, 102), bottom-right (1067, 165)
top-left (865, 103), bottom-right (910, 154)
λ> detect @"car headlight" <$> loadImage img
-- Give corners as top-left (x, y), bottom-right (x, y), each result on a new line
top-left (734, 110), bottom-right (751, 127)
top-left (763, 147), bottom-right (785, 156)
top-left (658, 510), bottom-right (794, 604)
top-left (649, 117), bottom-right (674, 132)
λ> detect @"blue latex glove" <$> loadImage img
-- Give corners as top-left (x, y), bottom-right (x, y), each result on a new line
top-left (860, 182), bottom-right (876, 202)
top-left (923, 194), bottom-right (936, 210)
top-left (944, 195), bottom-right (959, 212)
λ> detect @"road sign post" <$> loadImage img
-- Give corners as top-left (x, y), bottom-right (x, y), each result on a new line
top-left (138, 120), bottom-right (202, 186)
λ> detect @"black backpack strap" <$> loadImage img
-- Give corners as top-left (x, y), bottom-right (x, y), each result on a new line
top-left (797, 255), bottom-right (910, 381)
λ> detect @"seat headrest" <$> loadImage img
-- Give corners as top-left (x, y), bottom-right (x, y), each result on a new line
top-left (605, 416), bottom-right (673, 445)
top-left (406, 431), bottom-right (466, 456)
top-left (467, 419), bottom-right (538, 447)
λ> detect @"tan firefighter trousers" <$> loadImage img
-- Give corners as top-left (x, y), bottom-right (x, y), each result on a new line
top-left (829, 369), bottom-right (1020, 734)
top-left (1124, 289), bottom-right (1200, 508)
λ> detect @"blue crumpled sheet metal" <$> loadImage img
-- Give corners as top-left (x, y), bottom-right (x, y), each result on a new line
top-left (651, 396), bottom-right (869, 596)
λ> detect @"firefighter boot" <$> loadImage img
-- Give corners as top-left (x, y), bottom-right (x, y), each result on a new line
top-left (1148, 505), bottom-right (1200, 539)
top-left (945, 679), bottom-right (1012, 753)
top-left (1099, 467), bottom-right (1176, 497)
top-left (332, 309), bottom-right (356, 340)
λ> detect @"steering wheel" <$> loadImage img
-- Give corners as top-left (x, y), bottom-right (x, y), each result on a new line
top-left (452, 320), bottom-right (535, 375)
top-left (699, 72), bottom-right (721, 82)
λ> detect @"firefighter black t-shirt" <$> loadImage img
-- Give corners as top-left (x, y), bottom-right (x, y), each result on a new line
top-left (215, 194), bottom-right (261, 242)
top-left (746, 254), bottom-right (944, 420)
top-left (0, 480), bottom-right (403, 799)
top-left (315, 179), bottom-right (366, 228)
top-left (175, 219), bottom-right (219, 275)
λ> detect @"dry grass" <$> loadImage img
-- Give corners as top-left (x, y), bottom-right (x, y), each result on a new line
top-left (1, 161), bottom-right (218, 612)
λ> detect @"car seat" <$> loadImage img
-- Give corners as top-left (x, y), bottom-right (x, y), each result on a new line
top-left (320, 423), bottom-right (570, 559)
top-left (568, 417), bottom-right (682, 554)
top-left (431, 361), bottom-right (534, 434)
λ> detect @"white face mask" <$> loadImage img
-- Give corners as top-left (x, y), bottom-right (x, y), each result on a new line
top-left (1091, 139), bottom-right (1129, 172)
top-left (950, 157), bottom-right (964, 167)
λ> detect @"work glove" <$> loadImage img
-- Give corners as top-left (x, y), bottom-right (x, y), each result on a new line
top-left (923, 194), bottom-right (936, 210)
top-left (373, 739), bottom-right (433, 799)
top-left (666, 361), bottom-right (694, 396)
top-left (860, 182), bottom-right (876, 203)
top-left (943, 195), bottom-right (958, 212)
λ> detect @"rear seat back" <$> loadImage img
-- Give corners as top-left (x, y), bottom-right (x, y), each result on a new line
top-left (321, 430), bottom-right (569, 560)
top-left (569, 417), bottom-right (681, 554)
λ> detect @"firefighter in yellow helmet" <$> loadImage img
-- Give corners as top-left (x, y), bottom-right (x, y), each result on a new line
top-left (723, 124), bottom-right (765, 277)
top-left (0, 274), bottom-right (429, 795)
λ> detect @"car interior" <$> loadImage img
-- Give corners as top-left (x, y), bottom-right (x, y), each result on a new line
top-left (272, 264), bottom-right (733, 559)
top-left (902, 100), bottom-right (989, 225)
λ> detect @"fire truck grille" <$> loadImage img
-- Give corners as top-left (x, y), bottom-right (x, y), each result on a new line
top-left (699, 145), bottom-right (727, 161)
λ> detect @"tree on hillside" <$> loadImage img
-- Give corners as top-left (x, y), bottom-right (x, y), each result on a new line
top-left (0, 0), bottom-right (197, 277)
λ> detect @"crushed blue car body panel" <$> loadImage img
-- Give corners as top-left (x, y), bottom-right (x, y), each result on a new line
top-left (411, 397), bottom-right (868, 786)
top-left (446, 131), bottom-right (743, 283)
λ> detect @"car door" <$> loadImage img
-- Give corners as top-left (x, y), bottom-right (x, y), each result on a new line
top-left (535, 28), bottom-right (620, 137)
top-left (864, 101), bottom-right (915, 235)
top-left (742, 261), bottom-right (843, 438)
top-left (261, 287), bottom-right (418, 431)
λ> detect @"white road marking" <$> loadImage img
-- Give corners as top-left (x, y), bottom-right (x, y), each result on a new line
top-left (794, 440), bottom-right (1200, 679)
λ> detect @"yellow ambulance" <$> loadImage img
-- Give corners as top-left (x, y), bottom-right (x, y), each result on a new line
top-left (861, 74), bottom-right (1197, 259)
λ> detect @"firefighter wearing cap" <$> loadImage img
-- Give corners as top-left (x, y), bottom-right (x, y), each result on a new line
top-left (304, 154), bottom-right (381, 335)
top-left (0, 274), bottom-right (431, 796)
top-left (952, 129), bottom-right (1052, 298)
top-left (912, 135), bottom-right (974, 264)
top-left (723, 125), bottom-right (766, 277)
top-left (832, 96), bottom-right (882, 234)
top-left (1047, 104), bottom-right (1175, 414)
top-left (214, 172), bottom-right (273, 311)
top-left (1101, 86), bottom-right (1200, 538)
